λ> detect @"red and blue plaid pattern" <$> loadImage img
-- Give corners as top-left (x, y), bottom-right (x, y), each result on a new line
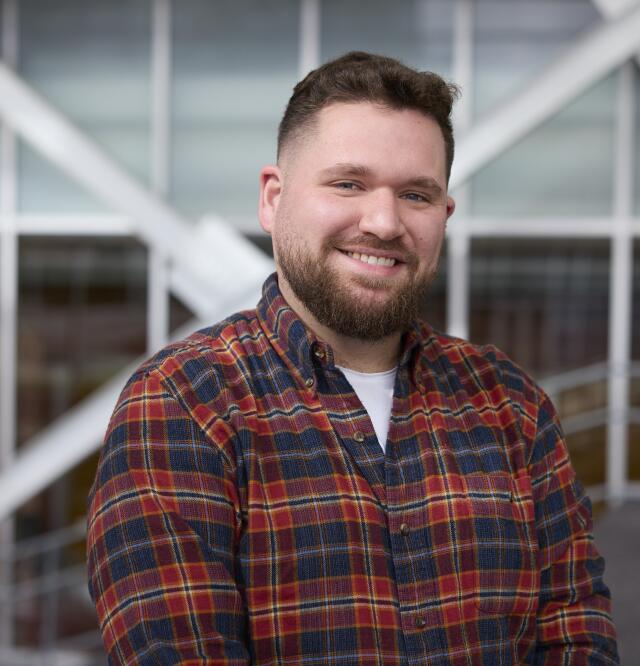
top-left (87, 273), bottom-right (618, 664)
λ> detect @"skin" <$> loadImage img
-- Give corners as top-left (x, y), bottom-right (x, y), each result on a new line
top-left (258, 102), bottom-right (456, 372)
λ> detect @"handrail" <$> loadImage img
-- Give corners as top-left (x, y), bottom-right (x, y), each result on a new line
top-left (0, 520), bottom-right (85, 561)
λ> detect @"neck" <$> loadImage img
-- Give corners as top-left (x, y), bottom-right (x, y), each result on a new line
top-left (279, 279), bottom-right (402, 373)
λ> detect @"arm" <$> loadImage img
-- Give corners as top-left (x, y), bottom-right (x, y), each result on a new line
top-left (87, 368), bottom-right (249, 665)
top-left (528, 390), bottom-right (618, 665)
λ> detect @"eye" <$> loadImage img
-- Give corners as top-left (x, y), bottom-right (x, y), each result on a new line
top-left (333, 181), bottom-right (360, 191)
top-left (401, 192), bottom-right (429, 203)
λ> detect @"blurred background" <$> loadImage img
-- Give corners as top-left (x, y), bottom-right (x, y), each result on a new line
top-left (0, 0), bottom-right (638, 663)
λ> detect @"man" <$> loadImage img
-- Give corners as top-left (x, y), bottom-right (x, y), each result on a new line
top-left (87, 52), bottom-right (618, 664)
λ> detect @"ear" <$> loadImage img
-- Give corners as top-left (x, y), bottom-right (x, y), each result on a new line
top-left (445, 195), bottom-right (456, 220)
top-left (258, 165), bottom-right (283, 234)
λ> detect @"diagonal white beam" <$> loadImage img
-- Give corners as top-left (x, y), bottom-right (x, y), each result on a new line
top-left (0, 60), bottom-right (272, 319)
top-left (591, 0), bottom-right (640, 66)
top-left (450, 4), bottom-right (640, 189)
top-left (590, 0), bottom-right (639, 19)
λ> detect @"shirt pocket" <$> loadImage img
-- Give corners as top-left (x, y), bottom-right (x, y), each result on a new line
top-left (462, 472), bottom-right (539, 616)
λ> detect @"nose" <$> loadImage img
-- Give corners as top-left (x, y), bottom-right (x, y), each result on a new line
top-left (358, 189), bottom-right (404, 240)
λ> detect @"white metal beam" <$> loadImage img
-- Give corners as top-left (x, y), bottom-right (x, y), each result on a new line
top-left (0, 0), bottom-right (19, 649)
top-left (606, 62), bottom-right (635, 507)
top-left (299, 0), bottom-right (321, 79)
top-left (0, 60), bottom-right (272, 319)
top-left (9, 212), bottom-right (640, 239)
top-left (148, 0), bottom-right (172, 353)
top-left (591, 0), bottom-right (640, 66)
top-left (450, 4), bottom-right (640, 188)
top-left (447, 0), bottom-right (474, 340)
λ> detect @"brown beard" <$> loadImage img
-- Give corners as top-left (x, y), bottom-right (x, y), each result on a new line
top-left (276, 233), bottom-right (437, 340)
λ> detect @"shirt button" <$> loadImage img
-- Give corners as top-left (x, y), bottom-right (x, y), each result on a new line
top-left (415, 616), bottom-right (427, 629)
top-left (354, 431), bottom-right (365, 442)
top-left (399, 523), bottom-right (410, 536)
top-left (305, 377), bottom-right (314, 388)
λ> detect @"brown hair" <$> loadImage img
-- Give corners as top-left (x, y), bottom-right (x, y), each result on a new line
top-left (277, 51), bottom-right (460, 181)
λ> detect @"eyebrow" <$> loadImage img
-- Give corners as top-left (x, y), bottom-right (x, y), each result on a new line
top-left (319, 162), bottom-right (444, 196)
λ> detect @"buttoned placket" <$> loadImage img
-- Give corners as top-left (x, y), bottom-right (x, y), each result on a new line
top-left (383, 365), bottom-right (439, 651)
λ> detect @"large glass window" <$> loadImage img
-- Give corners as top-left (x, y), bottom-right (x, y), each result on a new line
top-left (18, 0), bottom-right (152, 213)
top-left (18, 237), bottom-right (147, 447)
top-left (470, 75), bottom-right (616, 217)
top-left (469, 238), bottom-right (610, 486)
top-left (15, 236), bottom-right (149, 653)
top-left (469, 238), bottom-right (609, 376)
top-left (471, 0), bottom-right (613, 217)
top-left (171, 0), bottom-right (299, 226)
top-left (473, 0), bottom-right (600, 116)
top-left (321, 0), bottom-right (453, 77)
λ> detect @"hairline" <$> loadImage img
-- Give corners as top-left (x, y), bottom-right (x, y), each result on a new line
top-left (277, 100), bottom-right (451, 183)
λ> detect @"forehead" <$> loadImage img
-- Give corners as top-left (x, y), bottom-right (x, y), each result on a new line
top-left (285, 102), bottom-right (447, 181)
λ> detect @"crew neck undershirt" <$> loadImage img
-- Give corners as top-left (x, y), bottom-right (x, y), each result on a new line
top-left (337, 365), bottom-right (397, 452)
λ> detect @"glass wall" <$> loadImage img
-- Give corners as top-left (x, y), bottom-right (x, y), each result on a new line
top-left (469, 238), bottom-right (610, 487)
top-left (473, 0), bottom-right (599, 117)
top-left (472, 0), bottom-right (612, 216)
top-left (321, 0), bottom-right (453, 77)
top-left (17, 0), bottom-right (152, 212)
top-left (171, 0), bottom-right (299, 223)
top-left (469, 238), bottom-right (610, 377)
top-left (470, 76), bottom-right (616, 216)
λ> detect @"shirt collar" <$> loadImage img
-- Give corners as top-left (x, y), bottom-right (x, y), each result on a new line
top-left (256, 272), bottom-right (429, 387)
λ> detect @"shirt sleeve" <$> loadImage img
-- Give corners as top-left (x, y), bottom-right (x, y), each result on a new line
top-left (86, 368), bottom-right (249, 666)
top-left (528, 389), bottom-right (619, 665)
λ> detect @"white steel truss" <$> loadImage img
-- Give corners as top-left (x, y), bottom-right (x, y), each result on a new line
top-left (0, 1), bottom-right (639, 523)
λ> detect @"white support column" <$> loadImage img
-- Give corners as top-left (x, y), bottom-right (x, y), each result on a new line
top-left (607, 61), bottom-right (635, 507)
top-left (148, 0), bottom-right (171, 353)
top-left (447, 0), bottom-right (474, 340)
top-left (299, 0), bottom-right (321, 79)
top-left (0, 0), bottom-right (18, 649)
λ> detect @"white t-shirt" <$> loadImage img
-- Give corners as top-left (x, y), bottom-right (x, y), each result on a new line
top-left (338, 366), bottom-right (397, 453)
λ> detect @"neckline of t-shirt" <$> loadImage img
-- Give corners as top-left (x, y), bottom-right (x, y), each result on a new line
top-left (337, 365), bottom-right (397, 380)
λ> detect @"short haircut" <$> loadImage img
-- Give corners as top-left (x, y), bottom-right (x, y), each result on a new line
top-left (277, 51), bottom-right (460, 181)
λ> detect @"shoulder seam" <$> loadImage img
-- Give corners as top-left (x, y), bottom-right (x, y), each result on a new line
top-left (146, 365), bottom-right (237, 474)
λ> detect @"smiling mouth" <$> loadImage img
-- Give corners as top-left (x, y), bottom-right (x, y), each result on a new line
top-left (343, 251), bottom-right (397, 267)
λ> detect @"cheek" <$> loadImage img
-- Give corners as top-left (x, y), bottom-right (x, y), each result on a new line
top-left (414, 226), bottom-right (446, 259)
top-left (313, 194), bottom-right (360, 229)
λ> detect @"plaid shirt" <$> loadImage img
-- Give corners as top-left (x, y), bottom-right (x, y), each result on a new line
top-left (87, 273), bottom-right (618, 665)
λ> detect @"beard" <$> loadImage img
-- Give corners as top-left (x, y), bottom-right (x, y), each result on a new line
top-left (275, 232), bottom-right (438, 341)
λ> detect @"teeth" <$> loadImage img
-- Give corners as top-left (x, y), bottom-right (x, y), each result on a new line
top-left (345, 251), bottom-right (396, 267)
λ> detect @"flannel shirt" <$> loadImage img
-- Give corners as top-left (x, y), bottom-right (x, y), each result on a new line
top-left (87, 273), bottom-right (618, 665)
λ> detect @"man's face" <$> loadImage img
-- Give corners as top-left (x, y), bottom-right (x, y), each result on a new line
top-left (259, 102), bottom-right (455, 340)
